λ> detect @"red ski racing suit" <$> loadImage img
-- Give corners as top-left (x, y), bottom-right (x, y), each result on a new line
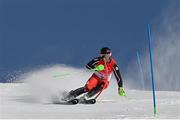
top-left (85, 56), bottom-right (123, 91)
top-left (67, 56), bottom-right (123, 99)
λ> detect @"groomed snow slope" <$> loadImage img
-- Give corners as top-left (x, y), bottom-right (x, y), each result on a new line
top-left (0, 83), bottom-right (179, 119)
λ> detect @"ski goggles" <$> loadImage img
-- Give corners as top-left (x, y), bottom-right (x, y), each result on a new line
top-left (101, 52), bottom-right (112, 58)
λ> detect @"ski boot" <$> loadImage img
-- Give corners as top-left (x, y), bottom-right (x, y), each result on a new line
top-left (78, 84), bottom-right (104, 104)
top-left (62, 87), bottom-right (87, 101)
top-left (79, 94), bottom-right (96, 104)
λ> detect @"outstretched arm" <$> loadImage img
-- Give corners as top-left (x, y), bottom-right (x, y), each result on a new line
top-left (113, 64), bottom-right (125, 96)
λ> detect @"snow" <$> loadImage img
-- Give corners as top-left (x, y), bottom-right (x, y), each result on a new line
top-left (0, 65), bottom-right (180, 119)
top-left (0, 83), bottom-right (180, 119)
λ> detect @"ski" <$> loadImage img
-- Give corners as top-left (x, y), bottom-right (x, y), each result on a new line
top-left (79, 99), bottom-right (96, 104)
top-left (53, 90), bottom-right (97, 105)
top-left (53, 98), bottom-right (96, 105)
top-left (53, 98), bottom-right (79, 105)
top-left (67, 99), bottom-right (79, 104)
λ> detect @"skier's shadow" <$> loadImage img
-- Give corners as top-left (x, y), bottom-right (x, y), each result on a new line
top-left (51, 101), bottom-right (76, 105)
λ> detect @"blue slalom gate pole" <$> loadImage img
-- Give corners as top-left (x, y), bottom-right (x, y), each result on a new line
top-left (147, 24), bottom-right (157, 115)
top-left (136, 51), bottom-right (145, 90)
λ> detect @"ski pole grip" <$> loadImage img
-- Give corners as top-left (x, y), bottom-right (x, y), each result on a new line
top-left (93, 64), bottom-right (104, 71)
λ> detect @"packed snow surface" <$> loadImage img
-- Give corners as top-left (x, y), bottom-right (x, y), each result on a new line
top-left (0, 83), bottom-right (179, 119)
top-left (0, 65), bottom-right (180, 119)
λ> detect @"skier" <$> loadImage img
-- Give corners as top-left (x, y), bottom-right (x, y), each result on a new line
top-left (65, 47), bottom-right (125, 103)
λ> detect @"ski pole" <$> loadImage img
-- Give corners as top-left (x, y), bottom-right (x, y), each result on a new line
top-left (53, 64), bottom-right (105, 78)
top-left (53, 73), bottom-right (71, 78)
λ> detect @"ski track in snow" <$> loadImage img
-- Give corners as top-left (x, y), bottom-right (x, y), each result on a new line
top-left (0, 83), bottom-right (180, 119)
